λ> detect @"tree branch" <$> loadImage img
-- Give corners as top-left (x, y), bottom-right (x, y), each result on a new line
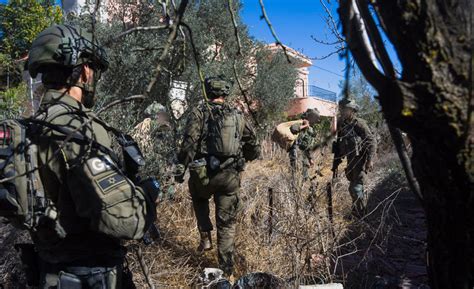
top-left (145, 0), bottom-right (189, 96)
top-left (227, 0), bottom-right (243, 56)
top-left (339, 0), bottom-right (388, 91)
top-left (258, 0), bottom-right (292, 63)
top-left (104, 25), bottom-right (170, 46)
top-left (232, 60), bottom-right (261, 128)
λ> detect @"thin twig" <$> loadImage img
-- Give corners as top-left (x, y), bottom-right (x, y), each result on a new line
top-left (104, 25), bottom-right (169, 46)
top-left (232, 60), bottom-right (261, 128)
top-left (258, 0), bottom-right (292, 63)
top-left (179, 22), bottom-right (209, 103)
top-left (96, 95), bottom-right (146, 114)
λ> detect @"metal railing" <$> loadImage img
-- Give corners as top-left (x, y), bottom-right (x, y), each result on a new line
top-left (308, 85), bottom-right (337, 103)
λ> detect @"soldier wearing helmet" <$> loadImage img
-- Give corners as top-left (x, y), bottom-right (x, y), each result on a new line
top-left (175, 75), bottom-right (260, 278)
top-left (333, 98), bottom-right (377, 218)
top-left (24, 25), bottom-right (157, 288)
top-left (288, 108), bottom-right (322, 182)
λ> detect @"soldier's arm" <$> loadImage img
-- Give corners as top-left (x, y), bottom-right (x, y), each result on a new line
top-left (241, 120), bottom-right (260, 161)
top-left (355, 118), bottom-right (377, 161)
top-left (66, 154), bottom-right (155, 240)
top-left (177, 107), bottom-right (204, 169)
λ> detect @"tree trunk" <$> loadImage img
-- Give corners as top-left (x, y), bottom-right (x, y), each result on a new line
top-left (339, 0), bottom-right (473, 287)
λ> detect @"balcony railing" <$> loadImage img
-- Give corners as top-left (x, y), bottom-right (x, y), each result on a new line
top-left (308, 85), bottom-right (337, 103)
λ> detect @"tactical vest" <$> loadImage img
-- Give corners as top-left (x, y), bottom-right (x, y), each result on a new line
top-left (338, 119), bottom-right (362, 157)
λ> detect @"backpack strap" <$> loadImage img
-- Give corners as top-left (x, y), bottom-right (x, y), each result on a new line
top-left (22, 118), bottom-right (122, 166)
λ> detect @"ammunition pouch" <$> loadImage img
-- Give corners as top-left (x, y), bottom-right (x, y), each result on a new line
top-left (189, 158), bottom-right (209, 186)
top-left (15, 243), bottom-right (40, 286)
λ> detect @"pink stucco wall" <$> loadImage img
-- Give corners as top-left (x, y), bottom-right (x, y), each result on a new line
top-left (287, 97), bottom-right (338, 118)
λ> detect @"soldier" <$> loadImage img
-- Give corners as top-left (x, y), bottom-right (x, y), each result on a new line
top-left (132, 102), bottom-right (175, 200)
top-left (175, 76), bottom-right (260, 277)
top-left (333, 99), bottom-right (376, 217)
top-left (289, 108), bottom-right (322, 181)
top-left (25, 24), bottom-right (157, 288)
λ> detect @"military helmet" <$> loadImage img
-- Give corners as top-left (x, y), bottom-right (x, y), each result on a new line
top-left (303, 108), bottom-right (320, 125)
top-left (339, 98), bottom-right (359, 111)
top-left (204, 76), bottom-right (232, 98)
top-left (27, 24), bottom-right (108, 78)
top-left (145, 101), bottom-right (167, 116)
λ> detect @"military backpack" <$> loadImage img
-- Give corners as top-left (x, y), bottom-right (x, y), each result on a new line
top-left (0, 119), bottom-right (53, 230)
top-left (204, 104), bottom-right (244, 158)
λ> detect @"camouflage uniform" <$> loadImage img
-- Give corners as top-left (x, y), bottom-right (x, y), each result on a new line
top-left (288, 108), bottom-right (321, 181)
top-left (289, 124), bottom-right (319, 181)
top-left (177, 101), bottom-right (260, 275)
top-left (132, 102), bottom-right (175, 200)
top-left (22, 24), bottom-right (156, 289)
top-left (335, 116), bottom-right (376, 216)
top-left (34, 90), bottom-right (156, 289)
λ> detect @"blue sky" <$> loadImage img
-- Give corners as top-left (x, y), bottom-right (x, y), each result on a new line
top-left (241, 0), bottom-right (345, 93)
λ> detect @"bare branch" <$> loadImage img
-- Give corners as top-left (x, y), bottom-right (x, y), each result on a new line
top-left (96, 95), bottom-right (146, 115)
top-left (258, 0), bottom-right (292, 63)
top-left (311, 48), bottom-right (344, 61)
top-left (104, 25), bottom-right (170, 46)
top-left (179, 22), bottom-right (209, 103)
top-left (227, 0), bottom-right (243, 56)
top-left (339, 0), bottom-right (387, 91)
top-left (319, 0), bottom-right (343, 41)
top-left (356, 0), bottom-right (395, 78)
top-left (232, 60), bottom-right (261, 128)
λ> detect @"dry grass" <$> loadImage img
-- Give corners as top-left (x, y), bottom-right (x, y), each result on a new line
top-left (0, 140), bottom-right (400, 288)
top-left (129, 141), bottom-right (357, 288)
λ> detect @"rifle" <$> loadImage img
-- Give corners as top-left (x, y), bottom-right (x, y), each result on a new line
top-left (326, 141), bottom-right (341, 232)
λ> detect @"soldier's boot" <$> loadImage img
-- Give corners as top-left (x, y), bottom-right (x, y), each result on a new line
top-left (350, 184), bottom-right (367, 218)
top-left (197, 231), bottom-right (213, 252)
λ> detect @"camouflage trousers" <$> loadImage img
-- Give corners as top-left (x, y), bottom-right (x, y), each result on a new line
top-left (288, 145), bottom-right (310, 182)
top-left (188, 168), bottom-right (243, 274)
top-left (345, 157), bottom-right (368, 217)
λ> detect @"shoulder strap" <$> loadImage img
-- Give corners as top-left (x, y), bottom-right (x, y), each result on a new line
top-left (22, 118), bottom-right (122, 166)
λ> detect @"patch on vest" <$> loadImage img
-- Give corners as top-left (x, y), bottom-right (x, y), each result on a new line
top-left (96, 173), bottom-right (126, 194)
top-left (87, 156), bottom-right (114, 176)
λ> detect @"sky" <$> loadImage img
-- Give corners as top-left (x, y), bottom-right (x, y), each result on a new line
top-left (241, 0), bottom-right (345, 93)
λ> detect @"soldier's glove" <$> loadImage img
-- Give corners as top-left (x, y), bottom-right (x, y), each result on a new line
top-left (138, 177), bottom-right (161, 203)
top-left (173, 164), bottom-right (186, 184)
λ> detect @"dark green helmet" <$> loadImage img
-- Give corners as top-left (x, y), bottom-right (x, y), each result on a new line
top-left (205, 76), bottom-right (232, 98)
top-left (303, 108), bottom-right (320, 125)
top-left (339, 98), bottom-right (359, 111)
top-left (27, 24), bottom-right (108, 78)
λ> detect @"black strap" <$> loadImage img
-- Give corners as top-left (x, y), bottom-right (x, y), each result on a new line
top-left (21, 118), bottom-right (122, 166)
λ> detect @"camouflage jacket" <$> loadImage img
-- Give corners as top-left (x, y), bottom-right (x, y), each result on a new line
top-left (335, 116), bottom-right (376, 168)
top-left (34, 90), bottom-right (155, 264)
top-left (177, 102), bottom-right (260, 170)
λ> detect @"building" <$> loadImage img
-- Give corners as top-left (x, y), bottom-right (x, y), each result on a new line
top-left (267, 44), bottom-right (337, 119)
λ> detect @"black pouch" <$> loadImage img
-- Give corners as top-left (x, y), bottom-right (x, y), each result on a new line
top-left (58, 271), bottom-right (82, 289)
top-left (14, 244), bottom-right (39, 286)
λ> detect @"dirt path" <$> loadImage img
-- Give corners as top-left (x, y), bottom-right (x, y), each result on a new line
top-left (336, 168), bottom-right (430, 288)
